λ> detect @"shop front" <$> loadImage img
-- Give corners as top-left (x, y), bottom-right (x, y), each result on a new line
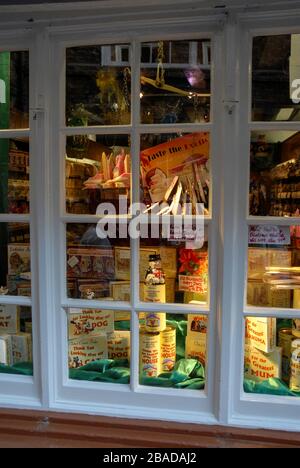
top-left (0, 0), bottom-right (300, 440)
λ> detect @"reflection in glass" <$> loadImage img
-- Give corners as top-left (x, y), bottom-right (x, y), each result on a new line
top-left (252, 34), bottom-right (300, 121)
top-left (66, 44), bottom-right (131, 126)
top-left (244, 316), bottom-right (300, 397)
top-left (65, 134), bottom-right (130, 215)
top-left (0, 138), bottom-right (30, 214)
top-left (139, 312), bottom-right (207, 390)
top-left (0, 223), bottom-right (31, 297)
top-left (0, 304), bottom-right (33, 375)
top-left (140, 40), bottom-right (211, 124)
top-left (68, 307), bottom-right (130, 384)
top-left (0, 51), bottom-right (29, 129)
top-left (247, 225), bottom-right (300, 309)
top-left (66, 223), bottom-right (130, 301)
top-left (249, 131), bottom-right (300, 217)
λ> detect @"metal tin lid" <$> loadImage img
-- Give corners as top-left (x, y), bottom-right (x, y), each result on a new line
top-left (291, 339), bottom-right (300, 349)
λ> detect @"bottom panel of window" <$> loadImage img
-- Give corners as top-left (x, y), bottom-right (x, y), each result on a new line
top-left (0, 305), bottom-right (33, 376)
top-left (67, 307), bottom-right (131, 385)
top-left (139, 312), bottom-right (207, 391)
top-left (67, 309), bottom-right (208, 390)
top-left (244, 315), bottom-right (300, 397)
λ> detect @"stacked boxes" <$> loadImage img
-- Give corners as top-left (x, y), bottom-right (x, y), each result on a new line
top-left (0, 305), bottom-right (32, 366)
top-left (7, 244), bottom-right (31, 296)
top-left (67, 309), bottom-right (132, 368)
top-left (185, 314), bottom-right (207, 366)
top-left (245, 317), bottom-right (282, 381)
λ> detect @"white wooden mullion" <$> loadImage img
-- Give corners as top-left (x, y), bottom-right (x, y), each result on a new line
top-left (0, 129), bottom-right (30, 138)
top-left (243, 307), bottom-right (300, 318)
top-left (130, 40), bottom-right (141, 393)
top-left (246, 217), bottom-right (300, 226)
top-left (0, 295), bottom-right (31, 307)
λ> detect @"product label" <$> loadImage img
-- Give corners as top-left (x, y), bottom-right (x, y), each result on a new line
top-left (68, 335), bottom-right (108, 368)
top-left (244, 345), bottom-right (282, 381)
top-left (68, 309), bottom-right (114, 339)
top-left (145, 313), bottom-right (166, 332)
top-left (107, 331), bottom-right (130, 361)
top-left (179, 275), bottom-right (207, 294)
top-left (0, 305), bottom-right (20, 334)
top-left (144, 284), bottom-right (166, 303)
top-left (248, 225), bottom-right (291, 245)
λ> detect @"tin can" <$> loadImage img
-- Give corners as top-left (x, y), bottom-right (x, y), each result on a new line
top-left (145, 312), bottom-right (166, 332)
top-left (292, 319), bottom-right (300, 339)
top-left (278, 328), bottom-right (293, 382)
top-left (290, 339), bottom-right (300, 392)
top-left (139, 329), bottom-right (161, 377)
top-left (161, 326), bottom-right (176, 372)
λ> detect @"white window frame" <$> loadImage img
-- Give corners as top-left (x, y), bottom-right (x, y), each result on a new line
top-left (225, 11), bottom-right (300, 431)
top-left (1, 1), bottom-right (300, 431)
top-left (0, 30), bottom-right (45, 409)
top-left (46, 17), bottom-right (223, 424)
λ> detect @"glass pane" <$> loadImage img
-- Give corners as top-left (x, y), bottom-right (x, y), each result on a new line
top-left (252, 35), bottom-right (300, 121)
top-left (249, 131), bottom-right (300, 217)
top-left (140, 40), bottom-right (211, 124)
top-left (0, 137), bottom-right (30, 214)
top-left (139, 312), bottom-right (207, 390)
top-left (68, 307), bottom-right (130, 384)
top-left (66, 134), bottom-right (130, 215)
top-left (0, 305), bottom-right (33, 376)
top-left (139, 225), bottom-right (209, 305)
top-left (0, 223), bottom-right (31, 296)
top-left (66, 223), bottom-right (130, 301)
top-left (140, 132), bottom-right (210, 214)
top-left (247, 225), bottom-right (300, 309)
top-left (244, 316), bottom-right (300, 397)
top-left (0, 51), bottom-right (29, 129)
top-left (66, 44), bottom-right (131, 126)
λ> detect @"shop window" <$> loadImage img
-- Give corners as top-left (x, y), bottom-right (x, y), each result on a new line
top-left (244, 315), bottom-right (300, 397)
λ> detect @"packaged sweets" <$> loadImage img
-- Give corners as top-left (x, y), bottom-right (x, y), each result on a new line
top-left (247, 280), bottom-right (291, 308)
top-left (248, 248), bottom-right (291, 281)
top-left (161, 326), bottom-right (176, 372)
top-left (107, 331), bottom-right (130, 361)
top-left (139, 329), bottom-right (161, 377)
top-left (7, 244), bottom-right (30, 275)
top-left (245, 317), bottom-right (276, 353)
top-left (0, 305), bottom-right (20, 334)
top-left (0, 335), bottom-right (13, 366)
top-left (290, 339), bottom-right (300, 392)
top-left (278, 328), bottom-right (293, 382)
top-left (185, 334), bottom-right (207, 366)
top-left (11, 332), bottom-right (32, 364)
top-left (68, 309), bottom-right (114, 339)
top-left (68, 335), bottom-right (108, 368)
top-left (244, 345), bottom-right (282, 381)
top-left (67, 247), bottom-right (115, 279)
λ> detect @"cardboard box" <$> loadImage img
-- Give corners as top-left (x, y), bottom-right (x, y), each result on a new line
top-left (68, 309), bottom-right (114, 340)
top-left (11, 332), bottom-right (32, 364)
top-left (7, 275), bottom-right (31, 296)
top-left (107, 331), bottom-right (130, 361)
top-left (114, 246), bottom-right (177, 281)
top-left (67, 247), bottom-right (115, 279)
top-left (0, 305), bottom-right (20, 334)
top-left (244, 344), bottom-right (282, 381)
top-left (110, 278), bottom-right (176, 303)
top-left (247, 280), bottom-right (291, 308)
top-left (248, 248), bottom-right (292, 281)
top-left (7, 244), bottom-right (30, 275)
top-left (0, 335), bottom-right (13, 366)
top-left (77, 280), bottom-right (110, 299)
top-left (68, 335), bottom-right (108, 368)
top-left (185, 334), bottom-right (206, 366)
top-left (245, 317), bottom-right (276, 353)
top-left (187, 314), bottom-right (208, 336)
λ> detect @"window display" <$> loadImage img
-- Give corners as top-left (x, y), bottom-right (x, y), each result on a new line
top-left (65, 134), bottom-right (130, 215)
top-left (249, 131), bottom-right (300, 217)
top-left (139, 312), bottom-right (207, 390)
top-left (67, 307), bottom-right (130, 384)
top-left (0, 304), bottom-right (33, 375)
top-left (244, 316), bottom-right (300, 397)
top-left (247, 225), bottom-right (300, 309)
top-left (0, 138), bottom-right (29, 214)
